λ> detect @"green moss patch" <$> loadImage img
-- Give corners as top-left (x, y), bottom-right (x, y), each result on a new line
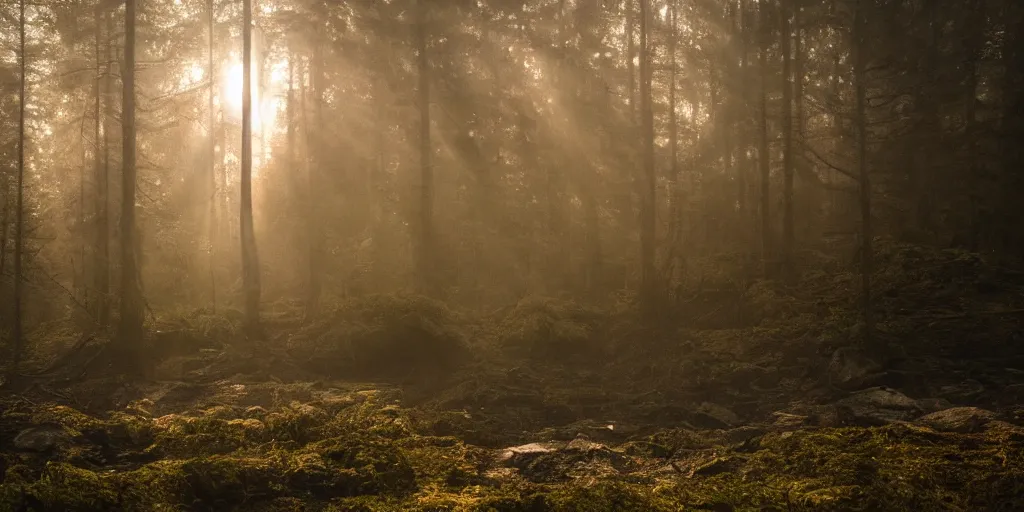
top-left (288, 294), bottom-right (468, 381)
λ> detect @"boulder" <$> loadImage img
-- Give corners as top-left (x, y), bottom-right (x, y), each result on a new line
top-left (693, 402), bottom-right (741, 429)
top-left (917, 407), bottom-right (999, 433)
top-left (828, 347), bottom-right (884, 390)
top-left (834, 387), bottom-right (923, 425)
top-left (13, 424), bottom-right (71, 452)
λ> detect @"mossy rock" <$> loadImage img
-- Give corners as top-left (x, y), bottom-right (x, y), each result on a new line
top-left (289, 294), bottom-right (468, 380)
top-left (496, 296), bottom-right (605, 362)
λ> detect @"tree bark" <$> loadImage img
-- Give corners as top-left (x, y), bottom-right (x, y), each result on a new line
top-left (92, 1), bottom-right (109, 328)
top-left (117, 0), bottom-right (145, 365)
top-left (306, 31), bottom-right (325, 316)
top-left (415, 0), bottom-right (436, 296)
top-left (208, 0), bottom-right (217, 312)
top-left (780, 0), bottom-right (795, 281)
top-left (639, 0), bottom-right (657, 316)
top-left (758, 0), bottom-right (772, 276)
top-left (626, 0), bottom-right (636, 120)
top-left (668, 0), bottom-right (680, 240)
top-left (12, 0), bottom-right (27, 377)
top-left (240, 0), bottom-right (262, 336)
top-left (853, 0), bottom-right (875, 348)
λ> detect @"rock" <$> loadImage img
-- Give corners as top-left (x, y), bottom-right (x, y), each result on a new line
top-left (14, 424), bottom-right (71, 452)
top-left (834, 387), bottom-right (924, 425)
top-left (937, 379), bottom-right (985, 402)
top-left (499, 442), bottom-right (560, 464)
top-left (690, 455), bottom-right (744, 477)
top-left (915, 397), bottom-right (953, 413)
top-left (828, 347), bottom-right (884, 390)
top-left (917, 407), bottom-right (999, 433)
top-left (693, 402), bottom-right (740, 429)
top-left (769, 411), bottom-right (810, 430)
top-left (722, 425), bottom-right (765, 445)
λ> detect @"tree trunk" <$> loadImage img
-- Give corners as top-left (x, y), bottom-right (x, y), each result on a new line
top-left (96, 10), bottom-right (114, 328)
top-left (738, 0), bottom-right (750, 232)
top-left (117, 0), bottom-right (145, 365)
top-left (668, 0), bottom-right (680, 240)
top-left (306, 33), bottom-right (325, 315)
top-left (12, 0), bottom-right (27, 377)
top-left (208, 0), bottom-right (217, 312)
top-left (92, 2), bottom-right (109, 328)
top-left (963, 0), bottom-right (984, 250)
top-left (626, 0), bottom-right (636, 120)
top-left (240, 0), bottom-right (261, 336)
top-left (853, 0), bottom-right (875, 348)
top-left (780, 0), bottom-right (795, 281)
top-left (758, 0), bottom-right (772, 276)
top-left (415, 0), bottom-right (435, 296)
top-left (638, 0), bottom-right (657, 316)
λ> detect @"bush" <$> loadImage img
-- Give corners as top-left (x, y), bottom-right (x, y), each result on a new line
top-left (494, 296), bottom-right (605, 361)
top-left (287, 294), bottom-right (467, 380)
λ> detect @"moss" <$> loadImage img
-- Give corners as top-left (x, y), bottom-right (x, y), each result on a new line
top-left (288, 294), bottom-right (467, 380)
top-left (545, 481), bottom-right (677, 512)
top-left (149, 414), bottom-right (265, 457)
top-left (495, 297), bottom-right (604, 361)
top-left (25, 462), bottom-right (120, 511)
top-left (308, 436), bottom-right (417, 496)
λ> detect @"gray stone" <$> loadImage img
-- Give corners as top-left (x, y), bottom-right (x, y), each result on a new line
top-left (828, 347), bottom-right (884, 390)
top-left (13, 424), bottom-right (70, 452)
top-left (917, 407), bottom-right (998, 433)
top-left (694, 402), bottom-right (740, 429)
top-left (835, 387), bottom-right (924, 424)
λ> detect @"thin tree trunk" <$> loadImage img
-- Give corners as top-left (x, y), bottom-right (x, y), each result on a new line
top-left (668, 0), bottom-right (679, 240)
top-left (853, 0), bottom-right (875, 348)
top-left (96, 10), bottom-right (113, 328)
top-left (963, 0), bottom-right (984, 250)
top-left (208, 0), bottom-right (217, 312)
top-left (92, 1), bottom-right (106, 327)
top-left (0, 182), bottom-right (8, 309)
top-left (758, 0), bottom-right (772, 276)
top-left (415, 0), bottom-right (435, 296)
top-left (0, 176), bottom-right (8, 299)
top-left (738, 0), bottom-right (749, 230)
top-left (626, 0), bottom-right (636, 120)
top-left (117, 0), bottom-right (145, 365)
top-left (79, 94), bottom-right (88, 308)
top-left (240, 0), bottom-right (261, 335)
top-left (287, 47), bottom-right (295, 196)
top-left (639, 0), bottom-right (657, 316)
top-left (780, 0), bottom-right (794, 281)
top-left (306, 38), bottom-right (325, 315)
top-left (793, 0), bottom-right (804, 143)
top-left (12, 0), bottom-right (27, 377)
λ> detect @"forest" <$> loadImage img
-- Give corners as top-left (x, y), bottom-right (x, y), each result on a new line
top-left (1, 0), bottom-right (1023, 509)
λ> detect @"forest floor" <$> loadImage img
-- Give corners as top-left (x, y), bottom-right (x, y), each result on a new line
top-left (2, 241), bottom-right (1024, 511)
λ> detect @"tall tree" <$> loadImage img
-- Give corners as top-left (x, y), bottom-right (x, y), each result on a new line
top-left (118, 0), bottom-right (145, 364)
top-left (92, 2), bottom-right (110, 328)
top-left (758, 0), bottom-right (772, 276)
top-left (306, 19), bottom-right (324, 316)
top-left (240, 0), bottom-right (261, 335)
top-left (668, 0), bottom-right (679, 239)
top-left (95, 10), bottom-right (114, 328)
top-left (638, 0), bottom-right (657, 315)
top-left (415, 0), bottom-right (435, 295)
top-left (12, 0), bottom-right (27, 378)
top-left (853, 0), bottom-right (875, 347)
top-left (208, 0), bottom-right (217, 312)
top-left (626, 0), bottom-right (636, 119)
top-left (780, 0), bottom-right (795, 281)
